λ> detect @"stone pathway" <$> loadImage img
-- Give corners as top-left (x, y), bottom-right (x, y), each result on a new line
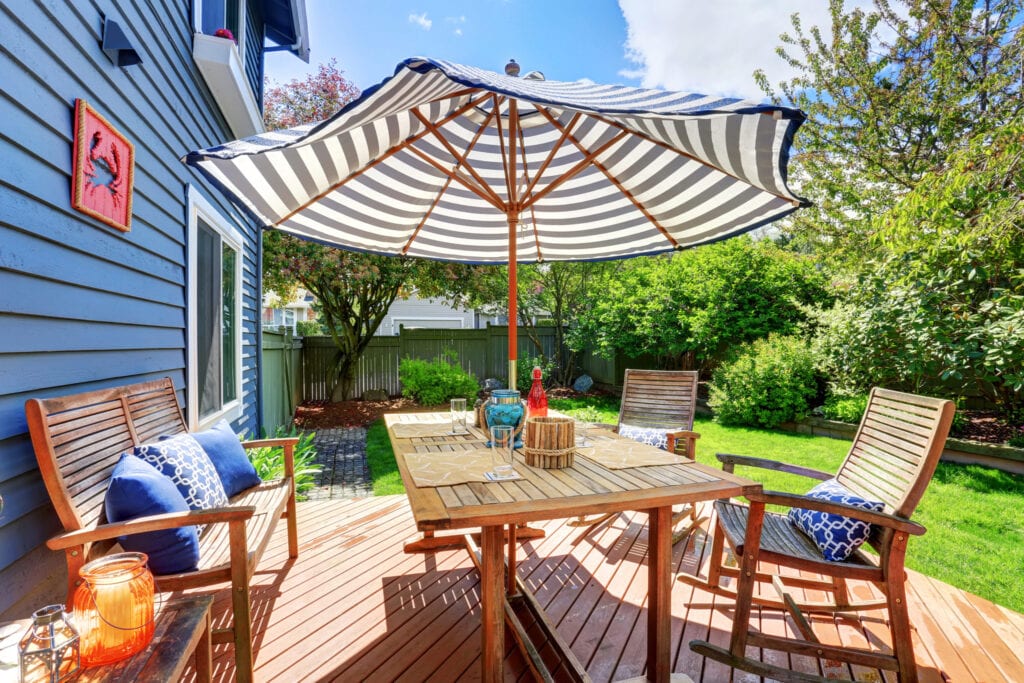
top-left (304, 427), bottom-right (373, 499)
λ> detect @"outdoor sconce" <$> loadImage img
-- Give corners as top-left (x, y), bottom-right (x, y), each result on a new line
top-left (102, 19), bottom-right (143, 67)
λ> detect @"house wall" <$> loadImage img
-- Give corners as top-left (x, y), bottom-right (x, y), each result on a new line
top-left (0, 1), bottom-right (265, 618)
top-left (378, 294), bottom-right (479, 336)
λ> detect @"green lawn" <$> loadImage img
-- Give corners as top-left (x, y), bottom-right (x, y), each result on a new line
top-left (364, 397), bottom-right (1024, 613)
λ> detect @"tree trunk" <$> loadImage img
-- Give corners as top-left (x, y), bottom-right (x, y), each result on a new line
top-left (330, 354), bottom-right (359, 402)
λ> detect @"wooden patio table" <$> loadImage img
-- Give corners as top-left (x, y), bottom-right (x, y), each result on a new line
top-left (386, 411), bottom-right (761, 683)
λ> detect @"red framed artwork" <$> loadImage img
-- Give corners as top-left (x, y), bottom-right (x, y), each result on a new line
top-left (72, 99), bottom-right (135, 232)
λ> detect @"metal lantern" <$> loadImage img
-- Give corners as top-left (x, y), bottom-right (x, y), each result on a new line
top-left (18, 604), bottom-right (80, 682)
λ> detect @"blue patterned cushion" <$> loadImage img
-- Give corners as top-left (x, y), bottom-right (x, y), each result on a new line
top-left (105, 454), bottom-right (200, 575)
top-left (134, 433), bottom-right (229, 513)
top-left (618, 424), bottom-right (677, 451)
top-left (788, 478), bottom-right (884, 561)
top-left (175, 420), bottom-right (260, 498)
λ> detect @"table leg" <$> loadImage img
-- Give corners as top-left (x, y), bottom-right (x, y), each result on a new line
top-left (647, 506), bottom-right (672, 683)
top-left (481, 524), bottom-right (505, 682)
top-left (196, 604), bottom-right (213, 683)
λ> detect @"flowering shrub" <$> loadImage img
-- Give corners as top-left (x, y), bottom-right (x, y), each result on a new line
top-left (399, 351), bottom-right (479, 406)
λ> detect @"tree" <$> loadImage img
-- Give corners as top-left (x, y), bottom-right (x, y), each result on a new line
top-left (814, 115), bottom-right (1024, 419)
top-left (757, 0), bottom-right (1023, 264)
top-left (569, 237), bottom-right (832, 373)
top-left (262, 62), bottom-right (474, 400)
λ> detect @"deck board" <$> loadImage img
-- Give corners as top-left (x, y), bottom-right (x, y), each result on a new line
top-left (173, 496), bottom-right (1024, 682)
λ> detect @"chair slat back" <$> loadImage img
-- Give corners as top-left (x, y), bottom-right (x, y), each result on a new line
top-left (835, 387), bottom-right (954, 519)
top-left (618, 369), bottom-right (699, 431)
top-left (25, 378), bottom-right (187, 532)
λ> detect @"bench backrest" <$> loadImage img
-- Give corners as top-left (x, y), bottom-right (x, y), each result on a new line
top-left (25, 378), bottom-right (187, 533)
top-left (836, 387), bottom-right (954, 520)
top-left (618, 369), bottom-right (699, 431)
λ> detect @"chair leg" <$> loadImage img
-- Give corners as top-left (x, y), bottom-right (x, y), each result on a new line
top-left (728, 501), bottom-right (764, 657)
top-left (229, 520), bottom-right (254, 683)
top-left (885, 538), bottom-right (918, 683)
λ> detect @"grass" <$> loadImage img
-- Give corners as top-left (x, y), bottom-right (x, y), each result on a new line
top-left (364, 396), bottom-right (1024, 613)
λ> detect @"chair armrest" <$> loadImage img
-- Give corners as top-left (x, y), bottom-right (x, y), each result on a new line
top-left (716, 453), bottom-right (831, 481)
top-left (46, 506), bottom-right (257, 550)
top-left (748, 490), bottom-right (925, 535)
top-left (667, 430), bottom-right (700, 440)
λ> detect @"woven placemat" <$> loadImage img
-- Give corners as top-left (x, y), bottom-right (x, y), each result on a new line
top-left (390, 422), bottom-right (461, 438)
top-left (576, 438), bottom-right (688, 469)
top-left (404, 448), bottom-right (521, 487)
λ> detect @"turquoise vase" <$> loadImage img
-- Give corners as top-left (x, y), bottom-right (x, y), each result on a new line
top-left (485, 390), bottom-right (525, 448)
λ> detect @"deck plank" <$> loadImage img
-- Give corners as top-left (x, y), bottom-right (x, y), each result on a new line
top-left (172, 496), bottom-right (1024, 682)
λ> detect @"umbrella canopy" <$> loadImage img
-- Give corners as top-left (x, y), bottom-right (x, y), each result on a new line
top-left (185, 57), bottom-right (808, 387)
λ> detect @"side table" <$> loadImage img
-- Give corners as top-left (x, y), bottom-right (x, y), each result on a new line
top-left (0, 594), bottom-right (213, 682)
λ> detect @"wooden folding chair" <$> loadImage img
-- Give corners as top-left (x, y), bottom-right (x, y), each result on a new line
top-left (568, 369), bottom-right (703, 544)
top-left (680, 387), bottom-right (954, 682)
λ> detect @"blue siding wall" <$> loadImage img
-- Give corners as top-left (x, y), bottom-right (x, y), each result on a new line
top-left (0, 1), bottom-right (266, 617)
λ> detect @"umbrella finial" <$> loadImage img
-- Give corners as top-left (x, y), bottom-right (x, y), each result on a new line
top-left (505, 59), bottom-right (520, 77)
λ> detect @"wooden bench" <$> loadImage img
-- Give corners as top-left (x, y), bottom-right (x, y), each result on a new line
top-left (25, 378), bottom-right (299, 683)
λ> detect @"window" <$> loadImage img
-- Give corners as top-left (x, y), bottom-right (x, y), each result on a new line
top-left (196, 0), bottom-right (244, 43)
top-left (187, 186), bottom-right (244, 429)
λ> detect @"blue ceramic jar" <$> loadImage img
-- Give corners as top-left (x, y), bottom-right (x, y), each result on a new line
top-left (485, 390), bottom-right (525, 448)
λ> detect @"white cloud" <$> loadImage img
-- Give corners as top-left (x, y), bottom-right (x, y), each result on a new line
top-left (408, 12), bottom-right (432, 30)
top-left (617, 0), bottom-right (872, 98)
top-left (454, 28), bottom-right (463, 36)
top-left (445, 15), bottom-right (467, 24)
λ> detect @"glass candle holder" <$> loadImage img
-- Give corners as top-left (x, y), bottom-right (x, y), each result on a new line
top-left (450, 398), bottom-right (468, 434)
top-left (489, 425), bottom-right (516, 479)
top-left (72, 552), bottom-right (155, 667)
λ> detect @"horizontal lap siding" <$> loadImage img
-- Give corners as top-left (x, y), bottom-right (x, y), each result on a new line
top-left (0, 0), bottom-right (265, 612)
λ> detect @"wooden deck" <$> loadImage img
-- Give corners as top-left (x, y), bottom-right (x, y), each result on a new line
top-left (180, 495), bottom-right (1024, 682)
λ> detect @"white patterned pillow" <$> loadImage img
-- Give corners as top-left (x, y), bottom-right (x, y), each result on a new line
top-left (618, 424), bottom-right (678, 451)
top-left (788, 478), bottom-right (884, 562)
top-left (134, 433), bottom-right (229, 513)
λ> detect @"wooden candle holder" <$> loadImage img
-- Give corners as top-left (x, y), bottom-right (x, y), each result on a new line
top-left (523, 416), bottom-right (575, 468)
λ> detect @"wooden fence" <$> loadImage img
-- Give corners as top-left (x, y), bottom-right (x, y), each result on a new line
top-left (262, 329), bottom-right (303, 432)
top-left (299, 325), bottom-right (560, 401)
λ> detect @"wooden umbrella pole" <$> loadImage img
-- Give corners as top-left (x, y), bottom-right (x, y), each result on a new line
top-left (507, 99), bottom-right (519, 390)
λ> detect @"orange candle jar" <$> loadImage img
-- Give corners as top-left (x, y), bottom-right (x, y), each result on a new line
top-left (71, 552), bottom-right (155, 667)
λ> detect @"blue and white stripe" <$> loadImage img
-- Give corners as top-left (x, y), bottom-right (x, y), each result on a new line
top-left (185, 57), bottom-right (807, 264)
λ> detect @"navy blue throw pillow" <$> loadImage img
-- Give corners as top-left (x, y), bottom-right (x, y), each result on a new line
top-left (104, 454), bottom-right (200, 575)
top-left (190, 419), bottom-right (262, 498)
top-left (788, 478), bottom-right (884, 562)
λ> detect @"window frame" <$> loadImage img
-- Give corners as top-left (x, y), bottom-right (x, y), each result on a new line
top-left (186, 185), bottom-right (245, 430)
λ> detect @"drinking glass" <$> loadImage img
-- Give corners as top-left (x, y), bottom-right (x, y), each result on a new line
top-left (450, 398), bottom-right (468, 434)
top-left (489, 425), bottom-right (516, 479)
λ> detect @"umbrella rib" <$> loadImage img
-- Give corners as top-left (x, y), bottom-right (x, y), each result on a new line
top-left (516, 123), bottom-right (543, 260)
top-left (274, 91), bottom-right (494, 226)
top-left (590, 112), bottom-right (801, 207)
top-left (428, 87), bottom-right (483, 103)
top-left (493, 95), bottom-right (515, 207)
top-left (538, 106), bottom-right (679, 248)
top-left (404, 143), bottom-right (504, 211)
top-left (401, 174), bottom-right (454, 256)
top-left (520, 112), bottom-right (581, 208)
top-left (519, 127), bottom-right (629, 210)
top-left (411, 108), bottom-right (505, 209)
top-left (401, 106), bottom-right (500, 255)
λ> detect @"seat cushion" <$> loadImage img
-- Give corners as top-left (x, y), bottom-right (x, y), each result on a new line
top-left (105, 454), bottom-right (200, 575)
top-left (788, 478), bottom-right (884, 561)
top-left (134, 433), bottom-right (229, 512)
top-left (186, 419), bottom-right (261, 498)
top-left (618, 424), bottom-right (679, 451)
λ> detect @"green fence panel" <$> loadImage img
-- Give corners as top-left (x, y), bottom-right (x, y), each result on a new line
top-left (262, 330), bottom-right (303, 432)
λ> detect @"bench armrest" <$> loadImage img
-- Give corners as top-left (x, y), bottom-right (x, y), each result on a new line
top-left (716, 453), bottom-right (832, 481)
top-left (46, 506), bottom-right (257, 550)
top-left (748, 490), bottom-right (925, 535)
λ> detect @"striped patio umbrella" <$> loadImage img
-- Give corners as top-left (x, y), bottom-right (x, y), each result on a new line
top-left (185, 57), bottom-right (808, 388)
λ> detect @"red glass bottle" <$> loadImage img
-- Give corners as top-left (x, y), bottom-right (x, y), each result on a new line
top-left (526, 366), bottom-right (548, 419)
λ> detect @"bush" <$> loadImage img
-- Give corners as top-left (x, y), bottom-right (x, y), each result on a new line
top-left (821, 392), bottom-right (868, 424)
top-left (399, 350), bottom-right (479, 405)
top-left (295, 320), bottom-right (324, 336)
top-left (709, 334), bottom-right (818, 429)
top-left (516, 354), bottom-right (558, 391)
top-left (245, 426), bottom-right (321, 500)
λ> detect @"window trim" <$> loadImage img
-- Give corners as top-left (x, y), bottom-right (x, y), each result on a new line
top-left (187, 185), bottom-right (245, 430)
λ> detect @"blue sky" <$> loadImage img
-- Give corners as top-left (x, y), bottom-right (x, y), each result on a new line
top-left (265, 1), bottom-right (859, 100)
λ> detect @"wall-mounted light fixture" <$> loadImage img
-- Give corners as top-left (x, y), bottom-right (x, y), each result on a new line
top-left (102, 19), bottom-right (142, 67)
